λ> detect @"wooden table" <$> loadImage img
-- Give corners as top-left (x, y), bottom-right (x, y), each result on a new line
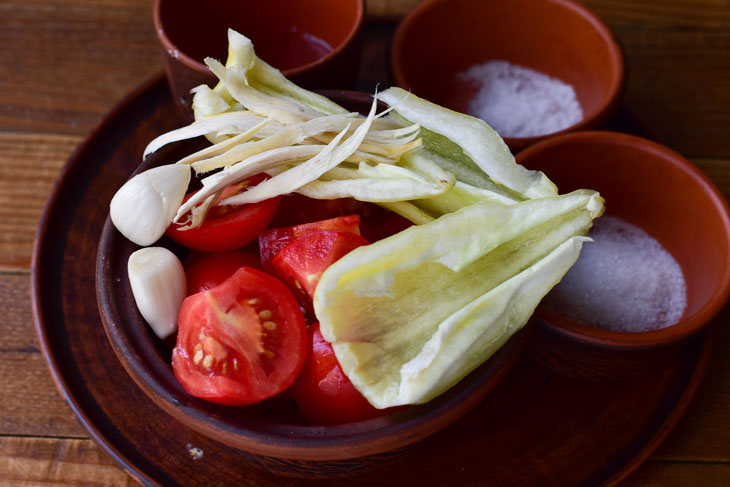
top-left (2, 0), bottom-right (729, 485)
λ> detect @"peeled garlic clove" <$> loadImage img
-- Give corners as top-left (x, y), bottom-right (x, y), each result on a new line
top-left (110, 164), bottom-right (191, 246)
top-left (128, 247), bottom-right (186, 339)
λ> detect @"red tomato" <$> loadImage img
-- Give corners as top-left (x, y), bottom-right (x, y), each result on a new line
top-left (172, 267), bottom-right (306, 406)
top-left (184, 250), bottom-right (261, 295)
top-left (272, 194), bottom-right (412, 243)
top-left (271, 194), bottom-right (367, 227)
top-left (166, 177), bottom-right (281, 253)
top-left (272, 229), bottom-right (368, 301)
top-left (359, 205), bottom-right (413, 242)
top-left (293, 322), bottom-right (391, 425)
top-left (259, 215), bottom-right (362, 273)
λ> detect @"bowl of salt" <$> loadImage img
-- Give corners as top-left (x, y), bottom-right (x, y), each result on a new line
top-left (517, 131), bottom-right (730, 380)
top-left (389, 0), bottom-right (624, 152)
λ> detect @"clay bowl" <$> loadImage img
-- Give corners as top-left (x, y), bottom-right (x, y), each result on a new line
top-left (95, 91), bottom-right (531, 477)
top-left (517, 131), bottom-right (730, 380)
top-left (154, 0), bottom-right (365, 121)
top-left (390, 0), bottom-right (624, 152)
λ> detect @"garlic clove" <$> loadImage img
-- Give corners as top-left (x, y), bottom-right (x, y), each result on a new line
top-left (110, 164), bottom-right (191, 246)
top-left (128, 247), bottom-right (186, 339)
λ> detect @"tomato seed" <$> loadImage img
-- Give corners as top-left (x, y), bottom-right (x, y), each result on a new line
top-left (259, 309), bottom-right (272, 319)
top-left (246, 298), bottom-right (260, 305)
top-left (263, 321), bottom-right (277, 331)
top-left (203, 354), bottom-right (214, 368)
top-left (193, 349), bottom-right (204, 365)
top-left (263, 350), bottom-right (274, 359)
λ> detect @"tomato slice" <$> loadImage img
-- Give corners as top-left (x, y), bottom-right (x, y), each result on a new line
top-left (184, 250), bottom-right (261, 295)
top-left (292, 322), bottom-right (393, 425)
top-left (172, 267), bottom-right (306, 406)
top-left (167, 176), bottom-right (281, 253)
top-left (259, 215), bottom-right (362, 273)
top-left (272, 229), bottom-right (368, 301)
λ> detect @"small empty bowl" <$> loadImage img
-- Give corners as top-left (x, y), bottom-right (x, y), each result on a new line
top-left (390, 0), bottom-right (624, 151)
top-left (95, 91), bottom-right (531, 477)
top-left (154, 0), bottom-right (365, 121)
top-left (517, 131), bottom-right (730, 380)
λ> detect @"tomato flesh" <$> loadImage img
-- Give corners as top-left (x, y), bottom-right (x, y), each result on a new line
top-left (259, 215), bottom-right (362, 273)
top-left (293, 322), bottom-right (392, 424)
top-left (272, 229), bottom-right (368, 303)
top-left (172, 267), bottom-right (306, 405)
top-left (167, 177), bottom-right (281, 253)
top-left (184, 250), bottom-right (261, 295)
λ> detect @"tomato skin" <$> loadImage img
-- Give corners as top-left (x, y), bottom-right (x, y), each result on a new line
top-left (359, 206), bottom-right (413, 242)
top-left (272, 194), bottom-right (367, 227)
top-left (259, 215), bottom-right (362, 273)
top-left (272, 194), bottom-right (412, 243)
top-left (272, 230), bottom-right (368, 300)
top-left (172, 267), bottom-right (306, 406)
top-left (166, 179), bottom-right (281, 253)
top-left (293, 323), bottom-right (391, 425)
top-left (184, 250), bottom-right (261, 295)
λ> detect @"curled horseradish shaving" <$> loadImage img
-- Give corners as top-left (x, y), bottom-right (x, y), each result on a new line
top-left (110, 29), bottom-right (605, 410)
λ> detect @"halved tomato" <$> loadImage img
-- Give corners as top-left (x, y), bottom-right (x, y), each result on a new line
top-left (172, 267), bottom-right (306, 406)
top-left (184, 250), bottom-right (261, 295)
top-left (167, 176), bottom-right (280, 253)
top-left (272, 229), bottom-right (368, 301)
top-left (292, 322), bottom-right (393, 425)
top-left (258, 215), bottom-right (362, 273)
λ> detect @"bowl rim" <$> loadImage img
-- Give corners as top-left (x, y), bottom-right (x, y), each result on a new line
top-left (389, 0), bottom-right (625, 148)
top-left (153, 0), bottom-right (365, 79)
top-left (516, 130), bottom-right (730, 349)
top-left (95, 89), bottom-right (530, 461)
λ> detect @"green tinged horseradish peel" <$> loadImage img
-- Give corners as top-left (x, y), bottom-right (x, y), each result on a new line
top-left (114, 29), bottom-right (605, 409)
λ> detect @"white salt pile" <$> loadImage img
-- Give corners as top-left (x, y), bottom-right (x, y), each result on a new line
top-left (543, 216), bottom-right (687, 333)
top-left (457, 60), bottom-right (583, 138)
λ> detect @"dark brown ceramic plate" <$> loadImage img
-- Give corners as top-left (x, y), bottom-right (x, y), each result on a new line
top-left (94, 87), bottom-right (532, 475)
top-left (32, 74), bottom-right (715, 486)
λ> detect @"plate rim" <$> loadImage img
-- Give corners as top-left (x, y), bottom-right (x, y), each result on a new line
top-left (29, 72), bottom-right (716, 487)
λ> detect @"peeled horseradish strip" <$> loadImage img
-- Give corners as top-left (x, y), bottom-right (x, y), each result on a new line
top-left (313, 190), bottom-right (604, 409)
top-left (377, 87), bottom-right (557, 200)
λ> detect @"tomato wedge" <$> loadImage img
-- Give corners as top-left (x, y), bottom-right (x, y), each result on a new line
top-left (292, 322), bottom-right (393, 425)
top-left (258, 215), bottom-right (362, 273)
top-left (172, 267), bottom-right (306, 406)
top-left (272, 229), bottom-right (368, 301)
top-left (167, 177), bottom-right (281, 253)
top-left (184, 250), bottom-right (261, 295)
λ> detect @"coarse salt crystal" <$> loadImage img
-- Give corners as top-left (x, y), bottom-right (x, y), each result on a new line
top-left (457, 60), bottom-right (583, 138)
top-left (543, 216), bottom-right (687, 333)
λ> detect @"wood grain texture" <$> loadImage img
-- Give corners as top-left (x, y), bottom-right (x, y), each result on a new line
top-left (0, 274), bottom-right (87, 438)
top-left (366, 0), bottom-right (422, 17)
top-left (0, 437), bottom-right (138, 487)
top-left (0, 0), bottom-right (161, 136)
top-left (3, 0), bottom-right (730, 485)
top-left (0, 133), bottom-right (79, 271)
top-left (580, 0), bottom-right (730, 157)
top-left (623, 461), bottom-right (730, 486)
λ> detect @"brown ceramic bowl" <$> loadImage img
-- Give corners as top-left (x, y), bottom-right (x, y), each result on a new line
top-left (390, 0), bottom-right (624, 152)
top-left (154, 0), bottom-right (365, 121)
top-left (517, 131), bottom-right (730, 380)
top-left (95, 91), bottom-right (531, 477)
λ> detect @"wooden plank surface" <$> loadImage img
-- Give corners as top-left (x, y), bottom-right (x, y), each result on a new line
top-left (2, 0), bottom-right (730, 485)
